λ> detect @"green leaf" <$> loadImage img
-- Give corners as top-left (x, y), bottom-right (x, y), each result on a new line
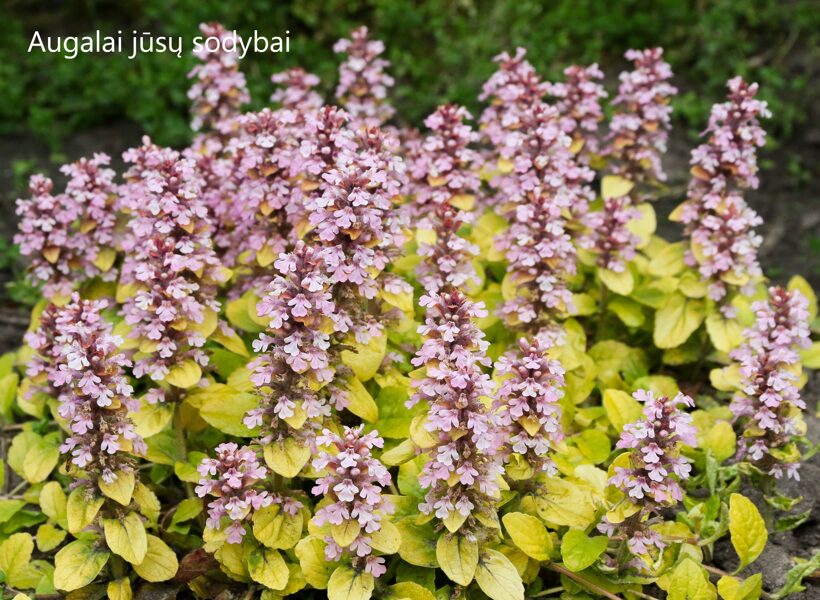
top-left (248, 547), bottom-right (289, 591)
top-left (328, 565), bottom-right (374, 600)
top-left (729, 494), bottom-right (767, 570)
top-left (0, 499), bottom-right (25, 524)
top-left (668, 558), bottom-right (717, 600)
top-left (718, 574), bottom-right (762, 600)
top-left (502, 512), bottom-right (551, 561)
top-left (103, 512), bottom-right (148, 565)
top-left (436, 535), bottom-right (478, 586)
top-left (560, 529), bottom-right (608, 572)
top-left (346, 377), bottom-right (378, 422)
top-left (132, 535), bottom-right (178, 582)
top-left (53, 540), bottom-right (110, 592)
top-left (654, 293), bottom-right (705, 349)
top-left (771, 552), bottom-right (820, 599)
top-left (475, 549), bottom-right (525, 600)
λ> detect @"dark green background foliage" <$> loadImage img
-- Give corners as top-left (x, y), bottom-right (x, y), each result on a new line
top-left (1, 0), bottom-right (819, 148)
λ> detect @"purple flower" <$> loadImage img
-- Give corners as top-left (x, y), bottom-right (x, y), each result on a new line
top-left (598, 390), bottom-right (695, 559)
top-left (493, 337), bottom-right (565, 474)
top-left (605, 48), bottom-right (677, 184)
top-left (334, 27), bottom-right (395, 129)
top-left (187, 22), bottom-right (250, 134)
top-left (582, 196), bottom-right (641, 273)
top-left (120, 138), bottom-right (227, 382)
top-left (548, 63), bottom-right (607, 160)
top-left (196, 443), bottom-right (301, 544)
top-left (271, 67), bottom-right (324, 112)
top-left (409, 290), bottom-right (503, 535)
top-left (730, 287), bottom-right (810, 479)
top-left (678, 77), bottom-right (769, 302)
top-left (26, 294), bottom-right (144, 488)
top-left (311, 426), bottom-right (393, 576)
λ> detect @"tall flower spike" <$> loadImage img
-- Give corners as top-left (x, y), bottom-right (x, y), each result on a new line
top-left (311, 426), bottom-right (394, 577)
top-left (187, 22), bottom-right (250, 134)
top-left (410, 105), bottom-right (481, 293)
top-left (581, 196), bottom-right (641, 273)
top-left (599, 390), bottom-right (695, 560)
top-left (16, 155), bottom-right (120, 299)
top-left (306, 127), bottom-right (408, 342)
top-left (196, 443), bottom-right (302, 544)
top-left (493, 337), bottom-right (565, 476)
top-left (120, 137), bottom-right (227, 383)
top-left (548, 63), bottom-right (607, 160)
top-left (408, 290), bottom-right (502, 537)
top-left (26, 294), bottom-right (144, 487)
top-left (677, 77), bottom-right (769, 303)
top-left (334, 26), bottom-right (395, 129)
top-left (271, 67), bottom-right (324, 112)
top-left (244, 242), bottom-right (347, 445)
top-left (605, 48), bottom-right (677, 185)
top-left (730, 287), bottom-right (811, 480)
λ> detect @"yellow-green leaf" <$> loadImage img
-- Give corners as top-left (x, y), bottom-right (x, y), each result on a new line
top-left (165, 359), bottom-right (202, 388)
top-left (248, 547), bottom-right (289, 591)
top-left (133, 535), bottom-right (178, 582)
top-left (99, 470), bottom-right (136, 506)
top-left (331, 520), bottom-right (361, 547)
top-left (436, 535), bottom-right (478, 586)
top-left (103, 512), bottom-right (148, 565)
top-left (341, 333), bottom-right (387, 381)
top-left (295, 536), bottom-right (335, 589)
top-left (382, 286), bottom-right (414, 313)
top-left (53, 540), bottom-right (110, 592)
top-left (787, 275), bottom-right (817, 321)
top-left (654, 293), bottom-right (705, 349)
top-left (729, 494), bottom-right (767, 570)
top-left (599, 268), bottom-right (634, 296)
top-left (264, 438), bottom-right (311, 478)
top-left (475, 549), bottom-right (525, 600)
top-left (36, 523), bottom-right (66, 552)
top-left (649, 242), bottom-right (686, 277)
top-left (253, 505), bottom-right (303, 550)
top-left (0, 533), bottom-right (34, 582)
top-left (92, 247), bottom-right (117, 271)
top-left (602, 389), bottom-right (642, 434)
top-left (800, 342), bottom-right (820, 370)
top-left (196, 384), bottom-right (257, 436)
top-left (502, 512), bottom-right (551, 561)
top-left (346, 377), bottom-right (378, 422)
top-left (369, 520), bottom-right (401, 555)
top-left (39, 481), bottom-right (67, 529)
top-left (706, 313), bottom-right (744, 354)
top-left (717, 574), bottom-right (762, 600)
top-left (396, 520), bottom-right (438, 568)
top-left (108, 578), bottom-right (133, 600)
top-left (212, 325), bottom-right (250, 356)
top-left (226, 295), bottom-right (264, 333)
top-left (384, 582), bottom-right (436, 600)
top-left (132, 399), bottom-right (175, 438)
top-left (560, 529), bottom-right (608, 572)
top-left (601, 175), bottom-right (634, 199)
top-left (703, 421), bottom-right (736, 462)
top-left (22, 439), bottom-right (59, 484)
top-left (66, 487), bottom-right (104, 534)
top-left (328, 565), bottom-right (374, 600)
top-left (668, 558), bottom-right (717, 600)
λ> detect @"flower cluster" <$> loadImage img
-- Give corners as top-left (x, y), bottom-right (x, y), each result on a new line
top-left (678, 77), bottom-right (769, 302)
top-left (605, 48), bottom-right (677, 184)
top-left (120, 138), bottom-right (226, 382)
top-left (196, 443), bottom-right (301, 544)
top-left (306, 127), bottom-right (407, 341)
top-left (408, 291), bottom-right (501, 536)
top-left (271, 67), bottom-right (324, 112)
top-left (334, 26), bottom-right (395, 129)
top-left (600, 390), bottom-right (695, 557)
top-left (188, 22), bottom-right (250, 133)
top-left (311, 426), bottom-right (393, 577)
top-left (582, 196), bottom-right (641, 273)
top-left (410, 104), bottom-right (481, 292)
top-left (548, 63), bottom-right (607, 159)
top-left (493, 337), bottom-right (564, 475)
top-left (26, 294), bottom-right (144, 486)
top-left (730, 287), bottom-right (811, 479)
top-left (245, 242), bottom-right (347, 443)
top-left (15, 154), bottom-right (119, 299)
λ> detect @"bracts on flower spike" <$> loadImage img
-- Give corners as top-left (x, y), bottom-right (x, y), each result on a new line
top-left (598, 390), bottom-right (695, 568)
top-left (311, 426), bottom-right (394, 577)
top-left (730, 286), bottom-right (811, 480)
top-left (26, 294), bottom-right (145, 489)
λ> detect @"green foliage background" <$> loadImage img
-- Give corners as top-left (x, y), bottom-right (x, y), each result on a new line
top-left (2, 0), bottom-right (818, 148)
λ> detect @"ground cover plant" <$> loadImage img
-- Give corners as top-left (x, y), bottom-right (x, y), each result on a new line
top-left (1, 22), bottom-right (818, 600)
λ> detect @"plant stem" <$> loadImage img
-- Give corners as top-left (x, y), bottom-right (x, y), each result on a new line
top-left (173, 406), bottom-right (195, 499)
top-left (546, 563), bottom-right (622, 600)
